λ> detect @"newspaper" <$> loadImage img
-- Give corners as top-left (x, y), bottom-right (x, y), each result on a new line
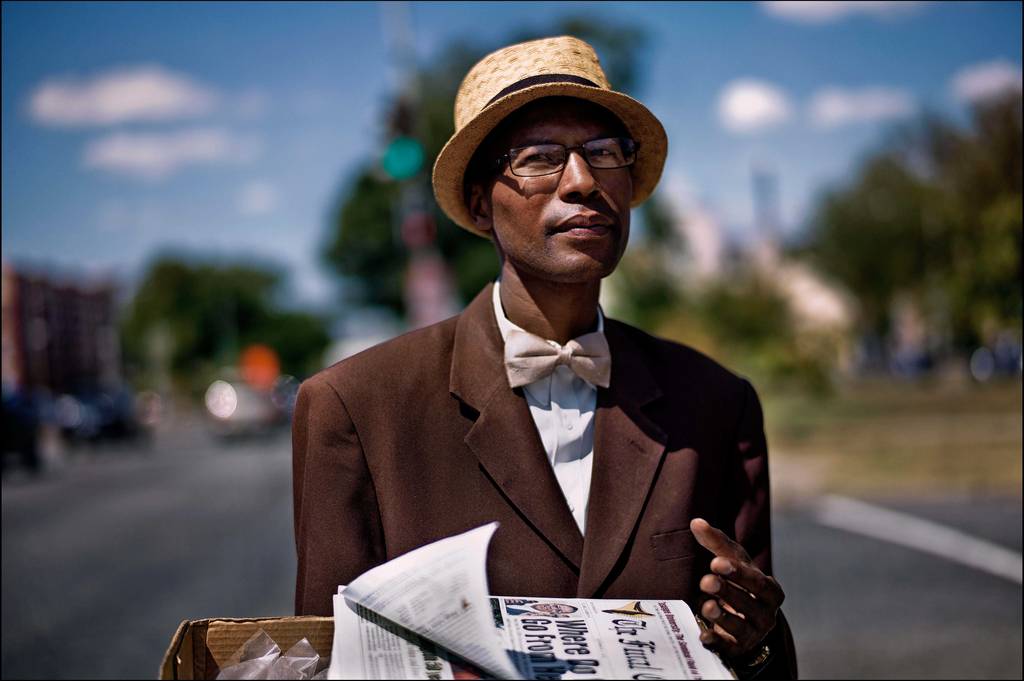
top-left (329, 523), bottom-right (735, 680)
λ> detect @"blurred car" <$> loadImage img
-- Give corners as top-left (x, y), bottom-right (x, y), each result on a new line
top-left (204, 375), bottom-right (296, 439)
top-left (2, 386), bottom-right (41, 473)
top-left (54, 386), bottom-right (152, 445)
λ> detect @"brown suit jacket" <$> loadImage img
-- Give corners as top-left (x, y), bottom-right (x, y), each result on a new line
top-left (292, 283), bottom-right (797, 678)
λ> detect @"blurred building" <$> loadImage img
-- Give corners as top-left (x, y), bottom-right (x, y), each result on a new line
top-left (748, 166), bottom-right (853, 335)
top-left (664, 173), bottom-right (726, 285)
top-left (1, 261), bottom-right (122, 394)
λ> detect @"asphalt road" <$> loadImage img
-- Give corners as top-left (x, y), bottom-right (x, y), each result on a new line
top-left (2, 427), bottom-right (1021, 679)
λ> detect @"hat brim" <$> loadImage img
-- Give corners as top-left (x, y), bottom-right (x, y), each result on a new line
top-left (432, 82), bottom-right (668, 238)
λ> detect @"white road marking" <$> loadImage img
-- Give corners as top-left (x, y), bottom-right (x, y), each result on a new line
top-left (813, 494), bottom-right (1023, 585)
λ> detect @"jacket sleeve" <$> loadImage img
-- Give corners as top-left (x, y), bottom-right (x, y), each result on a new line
top-left (731, 379), bottom-right (773, 575)
top-left (292, 376), bottom-right (385, 615)
top-left (731, 379), bottom-right (799, 680)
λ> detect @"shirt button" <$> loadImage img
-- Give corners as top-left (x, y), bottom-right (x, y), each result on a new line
top-left (566, 422), bottom-right (574, 431)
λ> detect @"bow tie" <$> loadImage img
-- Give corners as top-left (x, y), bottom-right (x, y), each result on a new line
top-left (503, 328), bottom-right (611, 389)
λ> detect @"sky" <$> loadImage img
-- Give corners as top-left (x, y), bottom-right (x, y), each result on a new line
top-left (2, 1), bottom-right (1021, 310)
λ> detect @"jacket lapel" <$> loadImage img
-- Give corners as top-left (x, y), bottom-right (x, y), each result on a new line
top-left (450, 284), bottom-right (584, 570)
top-left (578, 319), bottom-right (667, 597)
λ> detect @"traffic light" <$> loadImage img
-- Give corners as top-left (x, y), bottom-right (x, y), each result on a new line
top-left (381, 96), bottom-right (424, 181)
top-left (382, 136), bottom-right (424, 181)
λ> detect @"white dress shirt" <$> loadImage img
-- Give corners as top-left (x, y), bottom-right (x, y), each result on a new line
top-left (492, 280), bottom-right (603, 535)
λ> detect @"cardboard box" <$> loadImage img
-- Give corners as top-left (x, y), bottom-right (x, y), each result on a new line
top-left (160, 616), bottom-right (333, 679)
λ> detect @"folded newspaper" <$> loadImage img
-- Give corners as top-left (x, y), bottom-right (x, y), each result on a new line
top-left (329, 523), bottom-right (734, 680)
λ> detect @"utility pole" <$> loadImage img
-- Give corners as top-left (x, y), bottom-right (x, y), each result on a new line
top-left (378, 1), bottom-right (458, 329)
top-left (751, 162), bottom-right (782, 270)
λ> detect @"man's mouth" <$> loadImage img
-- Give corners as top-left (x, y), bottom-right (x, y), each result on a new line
top-left (551, 213), bottom-right (615, 237)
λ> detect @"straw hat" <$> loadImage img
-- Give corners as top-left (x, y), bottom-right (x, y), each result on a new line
top-left (431, 35), bottom-right (668, 238)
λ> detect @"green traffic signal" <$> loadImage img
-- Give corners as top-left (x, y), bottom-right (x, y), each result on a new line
top-left (382, 136), bottom-right (424, 180)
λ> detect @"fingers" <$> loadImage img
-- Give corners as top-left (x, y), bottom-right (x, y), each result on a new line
top-left (690, 518), bottom-right (751, 563)
top-left (699, 598), bottom-right (757, 657)
top-left (700, 574), bottom-right (778, 635)
top-left (708, 557), bottom-right (785, 610)
top-left (699, 623), bottom-right (738, 656)
top-left (691, 516), bottom-right (785, 659)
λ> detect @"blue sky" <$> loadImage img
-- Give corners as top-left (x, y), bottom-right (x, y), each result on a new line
top-left (2, 1), bottom-right (1021, 310)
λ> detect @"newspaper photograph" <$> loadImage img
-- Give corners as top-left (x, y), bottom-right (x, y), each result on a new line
top-left (329, 523), bottom-right (735, 680)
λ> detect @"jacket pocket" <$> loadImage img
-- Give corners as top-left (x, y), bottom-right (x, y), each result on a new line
top-left (651, 528), bottom-right (695, 562)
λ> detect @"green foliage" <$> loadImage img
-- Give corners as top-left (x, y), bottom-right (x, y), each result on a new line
top-left (639, 190), bottom-right (682, 249)
top-left (698, 276), bottom-right (793, 347)
top-left (256, 310), bottom-right (332, 379)
top-left (323, 16), bottom-right (653, 318)
top-left (929, 94), bottom-right (1023, 348)
top-left (803, 91), bottom-right (1022, 352)
top-left (609, 247), bottom-right (682, 331)
top-left (324, 171), bottom-right (406, 312)
top-left (641, 273), bottom-right (835, 396)
top-left (608, 193), bottom-right (685, 326)
top-left (121, 255), bottom-right (330, 395)
top-left (807, 154), bottom-right (933, 338)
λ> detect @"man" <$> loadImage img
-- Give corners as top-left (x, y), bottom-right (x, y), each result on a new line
top-left (293, 36), bottom-right (797, 678)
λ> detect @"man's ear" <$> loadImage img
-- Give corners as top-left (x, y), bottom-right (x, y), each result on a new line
top-left (468, 182), bottom-right (493, 235)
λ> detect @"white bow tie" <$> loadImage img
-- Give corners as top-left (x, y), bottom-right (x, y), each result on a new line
top-left (503, 328), bottom-right (611, 389)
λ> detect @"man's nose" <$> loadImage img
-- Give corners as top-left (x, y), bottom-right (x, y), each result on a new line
top-left (557, 149), bottom-right (599, 201)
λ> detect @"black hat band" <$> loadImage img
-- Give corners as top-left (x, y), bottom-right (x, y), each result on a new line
top-left (485, 74), bottom-right (599, 107)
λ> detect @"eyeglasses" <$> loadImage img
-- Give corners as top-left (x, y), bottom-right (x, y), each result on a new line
top-left (495, 137), bottom-right (637, 178)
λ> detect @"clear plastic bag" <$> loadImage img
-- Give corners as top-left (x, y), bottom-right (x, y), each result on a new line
top-left (268, 639), bottom-right (320, 679)
top-left (216, 629), bottom-right (325, 680)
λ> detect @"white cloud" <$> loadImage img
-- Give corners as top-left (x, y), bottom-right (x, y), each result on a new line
top-left (950, 60), bottom-right (1023, 103)
top-left (808, 86), bottom-right (915, 128)
top-left (29, 65), bottom-right (219, 127)
top-left (717, 79), bottom-right (792, 134)
top-left (237, 180), bottom-right (280, 216)
top-left (83, 128), bottom-right (261, 180)
top-left (760, 1), bottom-right (928, 24)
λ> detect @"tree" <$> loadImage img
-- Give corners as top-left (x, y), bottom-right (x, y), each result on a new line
top-left (801, 91), bottom-right (1022, 355)
top-left (121, 255), bottom-right (330, 395)
top-left (606, 178), bottom-right (686, 330)
top-left (323, 16), bottom-right (676, 318)
top-left (804, 153), bottom-right (934, 341)
top-left (922, 92), bottom-right (1022, 348)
